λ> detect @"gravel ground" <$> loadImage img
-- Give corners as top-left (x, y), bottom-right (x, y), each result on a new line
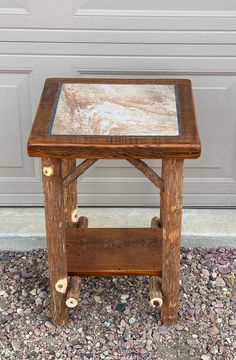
top-left (0, 247), bottom-right (235, 360)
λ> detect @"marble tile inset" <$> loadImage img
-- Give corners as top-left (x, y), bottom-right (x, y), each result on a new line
top-left (51, 83), bottom-right (179, 136)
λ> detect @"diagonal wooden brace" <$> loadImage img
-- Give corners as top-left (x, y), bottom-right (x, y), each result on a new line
top-left (127, 159), bottom-right (164, 191)
top-left (63, 159), bottom-right (98, 186)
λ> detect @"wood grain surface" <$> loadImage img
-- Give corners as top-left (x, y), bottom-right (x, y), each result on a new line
top-left (28, 78), bottom-right (201, 159)
top-left (66, 227), bottom-right (162, 276)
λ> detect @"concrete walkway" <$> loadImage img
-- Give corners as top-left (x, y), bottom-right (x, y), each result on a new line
top-left (0, 207), bottom-right (236, 251)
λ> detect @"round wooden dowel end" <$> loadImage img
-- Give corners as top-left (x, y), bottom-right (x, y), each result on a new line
top-left (43, 166), bottom-right (53, 177)
top-left (151, 216), bottom-right (161, 228)
top-left (66, 297), bottom-right (78, 308)
top-left (55, 277), bottom-right (68, 294)
top-left (149, 276), bottom-right (163, 309)
top-left (150, 297), bottom-right (163, 308)
top-left (77, 216), bottom-right (88, 228)
top-left (66, 276), bottom-right (81, 308)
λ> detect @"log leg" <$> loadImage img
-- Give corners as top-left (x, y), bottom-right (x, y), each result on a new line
top-left (62, 159), bottom-right (78, 227)
top-left (150, 214), bottom-right (163, 309)
top-left (42, 158), bottom-right (68, 326)
top-left (159, 161), bottom-right (164, 228)
top-left (66, 216), bottom-right (88, 308)
top-left (63, 160), bottom-right (85, 310)
top-left (161, 159), bottom-right (184, 325)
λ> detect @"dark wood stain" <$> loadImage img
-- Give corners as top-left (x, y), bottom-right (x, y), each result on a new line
top-left (27, 78), bottom-right (201, 159)
top-left (66, 227), bottom-right (162, 276)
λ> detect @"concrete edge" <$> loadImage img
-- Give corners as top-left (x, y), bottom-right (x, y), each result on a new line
top-left (0, 235), bottom-right (235, 252)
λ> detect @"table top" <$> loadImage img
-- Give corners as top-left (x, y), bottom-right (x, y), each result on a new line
top-left (28, 78), bottom-right (201, 159)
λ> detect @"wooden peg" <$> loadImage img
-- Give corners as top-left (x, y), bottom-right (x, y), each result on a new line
top-left (71, 209), bottom-right (78, 223)
top-left (66, 276), bottom-right (82, 308)
top-left (151, 216), bottom-right (161, 228)
top-left (55, 277), bottom-right (68, 294)
top-left (149, 276), bottom-right (163, 308)
top-left (65, 216), bottom-right (88, 308)
top-left (43, 166), bottom-right (53, 177)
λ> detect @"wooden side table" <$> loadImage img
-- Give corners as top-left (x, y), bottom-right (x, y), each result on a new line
top-left (27, 78), bottom-right (201, 326)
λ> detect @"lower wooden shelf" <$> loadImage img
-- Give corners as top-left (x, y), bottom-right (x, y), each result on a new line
top-left (66, 227), bottom-right (162, 276)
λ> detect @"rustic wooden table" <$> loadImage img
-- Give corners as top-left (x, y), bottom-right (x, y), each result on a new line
top-left (27, 78), bottom-right (201, 326)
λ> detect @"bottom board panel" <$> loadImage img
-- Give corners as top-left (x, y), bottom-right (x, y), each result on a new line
top-left (66, 227), bottom-right (162, 276)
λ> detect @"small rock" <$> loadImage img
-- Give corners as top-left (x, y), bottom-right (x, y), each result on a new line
top-left (45, 321), bottom-right (54, 329)
top-left (128, 316), bottom-right (136, 325)
top-left (94, 295), bottom-right (101, 303)
top-left (17, 308), bottom-right (23, 315)
top-left (24, 308), bottom-right (31, 315)
top-left (206, 281), bottom-right (214, 290)
top-left (35, 297), bottom-right (42, 306)
top-left (0, 290), bottom-right (6, 296)
top-left (208, 294), bottom-right (216, 301)
top-left (11, 340), bottom-right (21, 351)
top-left (30, 288), bottom-right (37, 296)
top-left (201, 355), bottom-right (211, 360)
top-left (105, 305), bottom-right (112, 313)
top-left (137, 276), bottom-right (144, 280)
top-left (0, 255), bottom-right (11, 261)
top-left (0, 298), bottom-right (7, 311)
top-left (152, 331), bottom-right (160, 340)
top-left (208, 326), bottom-right (219, 336)
top-left (210, 347), bottom-right (218, 355)
top-left (120, 319), bottom-right (128, 329)
top-left (115, 303), bottom-right (126, 312)
top-left (175, 324), bottom-right (184, 331)
top-left (202, 269), bottom-right (210, 278)
top-left (34, 328), bottom-right (41, 336)
top-left (218, 266), bottom-right (230, 275)
top-left (210, 272), bottom-right (217, 280)
top-left (215, 277), bottom-right (226, 287)
top-left (123, 328), bottom-right (131, 341)
top-left (39, 291), bottom-right (48, 299)
top-left (189, 349), bottom-right (195, 356)
top-left (21, 271), bottom-right (33, 278)
top-left (121, 294), bottom-right (129, 301)
top-left (22, 289), bottom-right (27, 297)
top-left (231, 295), bottom-right (236, 302)
top-left (214, 301), bottom-right (223, 308)
top-left (228, 319), bottom-right (236, 326)
top-left (159, 326), bottom-right (169, 336)
top-left (103, 321), bottom-right (110, 327)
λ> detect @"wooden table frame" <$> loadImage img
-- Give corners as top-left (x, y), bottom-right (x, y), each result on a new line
top-left (28, 78), bottom-right (201, 326)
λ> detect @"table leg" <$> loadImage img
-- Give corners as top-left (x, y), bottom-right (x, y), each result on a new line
top-left (62, 159), bottom-right (78, 227)
top-left (42, 158), bottom-right (68, 326)
top-left (161, 159), bottom-right (184, 325)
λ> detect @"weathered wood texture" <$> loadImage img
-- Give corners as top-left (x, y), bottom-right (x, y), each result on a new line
top-left (149, 276), bottom-right (163, 308)
top-left (66, 216), bottom-right (88, 308)
top-left (66, 276), bottom-right (82, 308)
top-left (149, 216), bottom-right (163, 308)
top-left (63, 159), bottom-right (98, 186)
top-left (161, 159), bottom-right (184, 325)
top-left (62, 159), bottom-right (77, 226)
top-left (151, 216), bottom-right (161, 228)
top-left (41, 158), bottom-right (68, 326)
top-left (27, 78), bottom-right (201, 159)
top-left (77, 215), bottom-right (88, 228)
top-left (66, 227), bottom-right (162, 276)
top-left (127, 159), bottom-right (163, 190)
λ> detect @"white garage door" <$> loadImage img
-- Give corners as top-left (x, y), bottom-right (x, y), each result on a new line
top-left (0, 0), bottom-right (236, 206)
